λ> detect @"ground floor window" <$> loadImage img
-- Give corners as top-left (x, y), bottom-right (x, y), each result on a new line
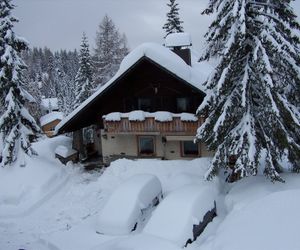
top-left (181, 141), bottom-right (199, 156)
top-left (138, 136), bottom-right (155, 156)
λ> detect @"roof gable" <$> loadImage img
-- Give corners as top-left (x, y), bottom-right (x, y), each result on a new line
top-left (57, 43), bottom-right (209, 134)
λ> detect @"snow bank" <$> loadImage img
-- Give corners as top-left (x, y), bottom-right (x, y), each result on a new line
top-left (224, 174), bottom-right (300, 211)
top-left (91, 234), bottom-right (182, 250)
top-left (143, 185), bottom-right (217, 247)
top-left (98, 158), bottom-right (219, 195)
top-left (165, 32), bottom-right (192, 47)
top-left (103, 111), bottom-right (198, 122)
top-left (96, 174), bottom-right (162, 235)
top-left (40, 111), bottom-right (64, 126)
top-left (0, 136), bottom-right (70, 217)
top-left (202, 189), bottom-right (300, 250)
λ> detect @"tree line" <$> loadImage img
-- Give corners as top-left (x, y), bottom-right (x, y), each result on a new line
top-left (22, 14), bottom-right (129, 117)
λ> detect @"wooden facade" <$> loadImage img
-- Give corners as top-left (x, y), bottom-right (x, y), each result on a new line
top-left (56, 47), bottom-right (209, 163)
top-left (42, 119), bottom-right (61, 137)
top-left (57, 57), bottom-right (205, 133)
top-left (104, 117), bottom-right (204, 135)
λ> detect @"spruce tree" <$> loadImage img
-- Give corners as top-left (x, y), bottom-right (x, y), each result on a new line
top-left (162, 0), bottom-right (184, 38)
top-left (197, 0), bottom-right (300, 182)
top-left (74, 33), bottom-right (93, 109)
top-left (93, 15), bottom-right (129, 87)
top-left (0, 0), bottom-right (40, 167)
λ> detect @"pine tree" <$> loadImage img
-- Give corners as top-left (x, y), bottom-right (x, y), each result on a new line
top-left (197, 0), bottom-right (300, 182)
top-left (74, 33), bottom-right (93, 109)
top-left (0, 0), bottom-right (40, 167)
top-left (93, 15), bottom-right (129, 87)
top-left (162, 0), bottom-right (184, 38)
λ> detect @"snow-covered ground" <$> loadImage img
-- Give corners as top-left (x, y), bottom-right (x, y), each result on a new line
top-left (0, 136), bottom-right (299, 250)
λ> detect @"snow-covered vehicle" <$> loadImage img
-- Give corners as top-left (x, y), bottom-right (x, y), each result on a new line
top-left (96, 174), bottom-right (162, 235)
top-left (91, 234), bottom-right (182, 250)
top-left (143, 185), bottom-right (217, 247)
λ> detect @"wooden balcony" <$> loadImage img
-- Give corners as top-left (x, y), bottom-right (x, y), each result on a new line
top-left (103, 115), bottom-right (204, 135)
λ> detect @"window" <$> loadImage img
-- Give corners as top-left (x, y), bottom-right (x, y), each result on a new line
top-left (50, 126), bottom-right (56, 131)
top-left (182, 141), bottom-right (199, 156)
top-left (138, 136), bottom-right (155, 156)
top-left (138, 98), bottom-right (152, 111)
top-left (176, 97), bottom-right (190, 112)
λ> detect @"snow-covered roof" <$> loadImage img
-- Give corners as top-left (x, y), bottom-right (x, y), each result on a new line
top-left (41, 98), bottom-right (59, 111)
top-left (56, 43), bottom-right (212, 134)
top-left (40, 112), bottom-right (64, 127)
top-left (103, 111), bottom-right (198, 122)
top-left (54, 145), bottom-right (77, 158)
top-left (165, 33), bottom-right (192, 48)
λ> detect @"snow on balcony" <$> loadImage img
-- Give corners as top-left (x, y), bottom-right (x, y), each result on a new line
top-left (103, 111), bottom-right (203, 135)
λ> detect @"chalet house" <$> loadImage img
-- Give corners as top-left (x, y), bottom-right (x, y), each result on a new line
top-left (56, 33), bottom-right (213, 164)
top-left (40, 111), bottom-right (64, 137)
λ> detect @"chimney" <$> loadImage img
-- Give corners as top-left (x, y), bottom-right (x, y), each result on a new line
top-left (165, 33), bottom-right (192, 66)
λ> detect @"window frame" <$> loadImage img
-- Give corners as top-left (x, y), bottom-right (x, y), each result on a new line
top-left (176, 97), bottom-right (191, 112)
top-left (181, 140), bottom-right (200, 157)
top-left (138, 97), bottom-right (152, 111)
top-left (138, 136), bottom-right (156, 157)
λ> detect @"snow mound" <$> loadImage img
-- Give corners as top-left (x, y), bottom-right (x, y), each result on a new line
top-left (128, 110), bottom-right (146, 121)
top-left (205, 189), bottom-right (300, 250)
top-left (0, 136), bottom-right (70, 217)
top-left (104, 112), bottom-right (121, 122)
top-left (165, 32), bottom-right (192, 47)
top-left (98, 158), bottom-right (218, 194)
top-left (143, 185), bottom-right (217, 246)
top-left (154, 111), bottom-right (173, 122)
top-left (96, 174), bottom-right (162, 235)
top-left (180, 112), bottom-right (198, 122)
top-left (55, 145), bottom-right (77, 158)
top-left (91, 234), bottom-right (182, 250)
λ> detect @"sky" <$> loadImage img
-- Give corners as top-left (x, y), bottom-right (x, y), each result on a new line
top-left (14, 0), bottom-right (300, 53)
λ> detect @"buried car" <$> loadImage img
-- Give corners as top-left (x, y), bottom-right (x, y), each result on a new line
top-left (96, 174), bottom-right (162, 235)
top-left (143, 184), bottom-right (217, 247)
top-left (90, 234), bottom-right (182, 250)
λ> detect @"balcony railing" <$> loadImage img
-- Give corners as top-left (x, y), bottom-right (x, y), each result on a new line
top-left (103, 112), bottom-right (204, 135)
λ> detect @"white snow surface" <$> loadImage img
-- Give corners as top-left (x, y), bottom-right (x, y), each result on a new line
top-left (96, 174), bottom-right (162, 235)
top-left (1, 138), bottom-right (300, 250)
top-left (92, 234), bottom-right (182, 250)
top-left (143, 185), bottom-right (217, 247)
top-left (103, 111), bottom-right (198, 122)
top-left (57, 42), bottom-right (211, 133)
top-left (40, 111), bottom-right (64, 126)
top-left (55, 145), bottom-right (77, 158)
top-left (165, 32), bottom-right (192, 47)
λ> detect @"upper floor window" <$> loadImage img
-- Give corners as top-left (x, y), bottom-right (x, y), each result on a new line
top-left (176, 97), bottom-right (190, 112)
top-left (138, 98), bottom-right (152, 111)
